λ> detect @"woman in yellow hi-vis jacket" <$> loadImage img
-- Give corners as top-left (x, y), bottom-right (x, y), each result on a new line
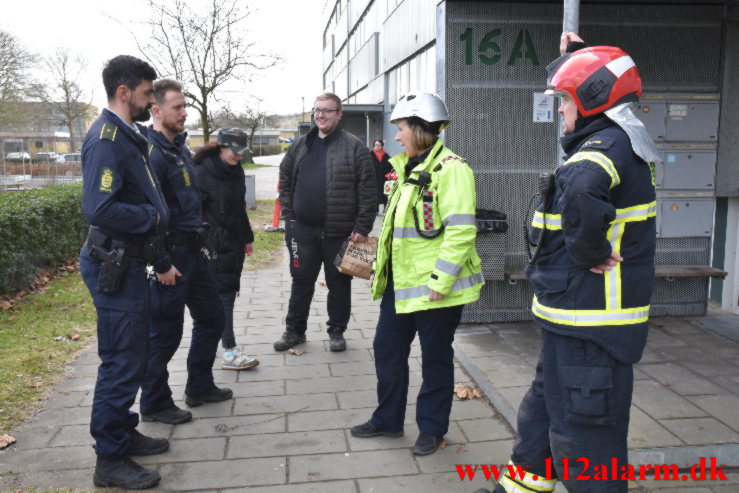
top-left (350, 92), bottom-right (484, 456)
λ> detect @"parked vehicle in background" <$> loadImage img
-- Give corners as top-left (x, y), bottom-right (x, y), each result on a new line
top-left (5, 152), bottom-right (31, 160)
top-left (56, 153), bottom-right (81, 163)
top-left (34, 152), bottom-right (59, 161)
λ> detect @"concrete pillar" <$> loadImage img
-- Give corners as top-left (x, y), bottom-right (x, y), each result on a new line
top-left (722, 198), bottom-right (739, 314)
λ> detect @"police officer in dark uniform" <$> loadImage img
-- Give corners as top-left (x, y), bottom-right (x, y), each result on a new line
top-left (139, 79), bottom-right (233, 425)
top-left (479, 34), bottom-right (658, 493)
top-left (80, 55), bottom-right (170, 490)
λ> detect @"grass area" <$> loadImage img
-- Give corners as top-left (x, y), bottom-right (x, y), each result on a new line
top-left (246, 199), bottom-right (285, 271)
top-left (242, 162), bottom-right (271, 170)
top-left (0, 270), bottom-right (96, 434)
top-left (0, 201), bottom-right (283, 435)
top-left (10, 488), bottom-right (97, 493)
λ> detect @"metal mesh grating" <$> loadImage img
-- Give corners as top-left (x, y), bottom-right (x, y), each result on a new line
top-left (448, 2), bottom-right (722, 323)
top-left (650, 277), bottom-right (708, 317)
top-left (462, 280), bottom-right (534, 323)
top-left (476, 233), bottom-right (506, 280)
top-left (655, 237), bottom-right (710, 266)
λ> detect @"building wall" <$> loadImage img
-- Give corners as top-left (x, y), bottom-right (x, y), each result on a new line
top-left (324, 0), bottom-right (736, 321)
top-left (323, 0), bottom-right (440, 155)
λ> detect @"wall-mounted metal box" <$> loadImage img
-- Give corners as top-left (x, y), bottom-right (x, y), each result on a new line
top-left (664, 101), bottom-right (720, 142)
top-left (656, 146), bottom-right (716, 190)
top-left (636, 100), bottom-right (666, 141)
top-left (657, 197), bottom-right (713, 237)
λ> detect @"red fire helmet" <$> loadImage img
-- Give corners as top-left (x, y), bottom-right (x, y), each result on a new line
top-left (545, 46), bottom-right (642, 117)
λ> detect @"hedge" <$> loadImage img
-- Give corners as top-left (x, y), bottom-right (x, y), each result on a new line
top-left (0, 183), bottom-right (87, 294)
top-left (250, 144), bottom-right (282, 156)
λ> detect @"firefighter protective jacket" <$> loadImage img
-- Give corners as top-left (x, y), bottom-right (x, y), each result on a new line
top-left (371, 139), bottom-right (484, 314)
top-left (527, 118), bottom-right (656, 364)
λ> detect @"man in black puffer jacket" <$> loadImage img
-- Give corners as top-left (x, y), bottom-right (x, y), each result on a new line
top-left (276, 92), bottom-right (377, 352)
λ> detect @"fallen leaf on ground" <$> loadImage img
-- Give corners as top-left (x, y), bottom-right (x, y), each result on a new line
top-left (438, 439), bottom-right (448, 450)
top-left (318, 280), bottom-right (327, 286)
top-left (0, 434), bottom-right (16, 449)
top-left (27, 381), bottom-right (43, 388)
top-left (67, 333), bottom-right (80, 341)
top-left (454, 382), bottom-right (482, 400)
top-left (456, 443), bottom-right (469, 453)
top-left (288, 349), bottom-right (305, 356)
top-left (0, 300), bottom-right (11, 311)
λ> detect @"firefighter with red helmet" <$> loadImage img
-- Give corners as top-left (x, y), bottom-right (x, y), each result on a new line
top-left (477, 34), bottom-right (659, 493)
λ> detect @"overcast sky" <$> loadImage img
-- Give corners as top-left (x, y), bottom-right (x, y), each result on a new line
top-left (1, 0), bottom-right (326, 123)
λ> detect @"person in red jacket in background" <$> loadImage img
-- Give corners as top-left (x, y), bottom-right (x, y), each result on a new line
top-left (371, 139), bottom-right (393, 213)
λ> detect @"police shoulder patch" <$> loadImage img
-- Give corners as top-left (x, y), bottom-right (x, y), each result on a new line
top-left (100, 167), bottom-right (114, 192)
top-left (580, 136), bottom-right (614, 151)
top-left (100, 123), bottom-right (118, 141)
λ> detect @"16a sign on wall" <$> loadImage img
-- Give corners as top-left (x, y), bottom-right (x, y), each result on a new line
top-left (459, 27), bottom-right (540, 66)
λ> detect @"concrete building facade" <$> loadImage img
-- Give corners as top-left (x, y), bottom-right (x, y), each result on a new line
top-left (321, 0), bottom-right (739, 319)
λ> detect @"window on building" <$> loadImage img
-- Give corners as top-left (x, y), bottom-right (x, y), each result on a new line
top-left (387, 67), bottom-right (398, 105)
top-left (425, 45), bottom-right (436, 93)
top-left (409, 56), bottom-right (419, 93)
top-left (35, 141), bottom-right (43, 149)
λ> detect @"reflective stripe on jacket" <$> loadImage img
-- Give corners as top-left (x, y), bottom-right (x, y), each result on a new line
top-left (526, 119), bottom-right (656, 364)
top-left (371, 139), bottom-right (483, 314)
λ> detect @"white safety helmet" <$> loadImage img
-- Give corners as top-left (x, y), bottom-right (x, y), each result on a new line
top-left (390, 92), bottom-right (450, 132)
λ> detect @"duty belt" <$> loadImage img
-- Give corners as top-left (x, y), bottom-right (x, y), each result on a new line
top-left (86, 228), bottom-right (157, 262)
top-left (168, 230), bottom-right (201, 246)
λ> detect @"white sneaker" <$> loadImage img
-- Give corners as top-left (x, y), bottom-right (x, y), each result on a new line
top-left (222, 347), bottom-right (259, 370)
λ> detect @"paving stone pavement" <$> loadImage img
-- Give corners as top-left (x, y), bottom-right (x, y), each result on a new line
top-left (1, 237), bottom-right (738, 491)
top-left (0, 251), bottom-right (505, 493)
top-left (454, 310), bottom-right (739, 492)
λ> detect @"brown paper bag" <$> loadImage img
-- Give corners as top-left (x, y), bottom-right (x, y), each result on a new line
top-left (334, 237), bottom-right (378, 279)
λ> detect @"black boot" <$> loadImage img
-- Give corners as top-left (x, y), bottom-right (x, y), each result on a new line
top-left (328, 328), bottom-right (346, 352)
top-left (128, 428), bottom-right (170, 456)
top-left (411, 431), bottom-right (444, 456)
top-left (93, 456), bottom-right (160, 489)
top-left (273, 330), bottom-right (306, 351)
top-left (141, 404), bottom-right (192, 425)
top-left (185, 385), bottom-right (233, 407)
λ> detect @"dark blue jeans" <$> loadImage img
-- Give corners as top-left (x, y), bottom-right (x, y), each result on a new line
top-left (497, 328), bottom-right (634, 493)
top-left (140, 246), bottom-right (224, 413)
top-left (370, 279), bottom-right (463, 436)
top-left (219, 290), bottom-right (237, 348)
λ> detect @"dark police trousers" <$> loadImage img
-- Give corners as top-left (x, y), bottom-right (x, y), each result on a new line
top-left (140, 245), bottom-right (224, 414)
top-left (80, 248), bottom-right (149, 459)
top-left (284, 221), bottom-right (352, 334)
top-left (496, 328), bottom-right (633, 493)
top-left (370, 278), bottom-right (463, 436)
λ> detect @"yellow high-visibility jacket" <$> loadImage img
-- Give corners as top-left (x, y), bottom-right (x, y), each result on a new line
top-left (371, 139), bottom-right (483, 313)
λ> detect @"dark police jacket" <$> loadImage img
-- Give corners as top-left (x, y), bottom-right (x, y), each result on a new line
top-left (526, 118), bottom-right (656, 364)
top-left (82, 109), bottom-right (169, 246)
top-left (146, 127), bottom-right (202, 274)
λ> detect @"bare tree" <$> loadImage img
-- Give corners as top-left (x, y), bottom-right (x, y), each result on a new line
top-left (211, 106), bottom-right (265, 163)
top-left (137, 0), bottom-right (279, 141)
top-left (217, 108), bottom-right (265, 148)
top-left (0, 30), bottom-right (33, 129)
top-left (39, 48), bottom-right (93, 152)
